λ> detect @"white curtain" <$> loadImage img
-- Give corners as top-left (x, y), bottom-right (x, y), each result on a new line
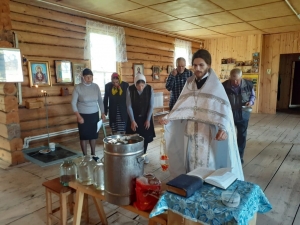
top-left (174, 38), bottom-right (192, 66)
top-left (84, 20), bottom-right (127, 62)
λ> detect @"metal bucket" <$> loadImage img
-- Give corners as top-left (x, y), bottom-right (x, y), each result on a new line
top-left (103, 134), bottom-right (145, 205)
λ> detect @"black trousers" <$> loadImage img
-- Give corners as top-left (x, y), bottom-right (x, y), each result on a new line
top-left (234, 110), bottom-right (250, 164)
top-left (234, 119), bottom-right (249, 163)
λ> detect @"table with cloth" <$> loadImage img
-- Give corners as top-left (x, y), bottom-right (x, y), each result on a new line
top-left (150, 180), bottom-right (272, 225)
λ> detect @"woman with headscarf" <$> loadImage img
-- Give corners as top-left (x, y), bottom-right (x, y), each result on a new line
top-left (104, 72), bottom-right (129, 134)
top-left (126, 74), bottom-right (155, 163)
top-left (71, 68), bottom-right (106, 155)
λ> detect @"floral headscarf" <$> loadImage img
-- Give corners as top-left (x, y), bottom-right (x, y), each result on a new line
top-left (111, 72), bottom-right (123, 95)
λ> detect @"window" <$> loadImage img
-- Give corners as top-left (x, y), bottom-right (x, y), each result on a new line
top-left (174, 38), bottom-right (192, 67)
top-left (84, 20), bottom-right (127, 92)
top-left (89, 33), bottom-right (116, 92)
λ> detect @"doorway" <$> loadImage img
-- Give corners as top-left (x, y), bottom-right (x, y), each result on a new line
top-left (290, 61), bottom-right (300, 107)
top-left (277, 54), bottom-right (300, 110)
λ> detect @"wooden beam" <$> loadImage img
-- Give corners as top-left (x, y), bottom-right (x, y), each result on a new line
top-left (0, 148), bottom-right (25, 165)
top-left (0, 111), bottom-right (19, 124)
top-left (17, 31), bottom-right (84, 48)
top-left (9, 1), bottom-right (86, 27)
top-left (19, 43), bottom-right (84, 60)
top-left (20, 115), bottom-right (76, 131)
top-left (10, 12), bottom-right (86, 33)
top-left (0, 95), bottom-right (18, 113)
top-left (127, 52), bottom-right (172, 63)
top-left (126, 36), bottom-right (174, 52)
top-left (11, 20), bottom-right (85, 40)
top-left (0, 136), bottom-right (23, 151)
top-left (0, 83), bottom-right (17, 95)
top-left (0, 123), bottom-right (21, 140)
top-left (126, 46), bottom-right (173, 58)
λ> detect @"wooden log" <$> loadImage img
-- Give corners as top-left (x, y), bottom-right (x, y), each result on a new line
top-left (145, 82), bottom-right (166, 89)
top-left (19, 104), bottom-right (74, 122)
top-left (0, 123), bottom-right (20, 140)
top-left (19, 43), bottom-right (84, 60)
top-left (121, 60), bottom-right (171, 69)
top-left (20, 115), bottom-right (76, 131)
top-left (126, 36), bottom-right (174, 52)
top-left (127, 52), bottom-right (173, 63)
top-left (17, 31), bottom-right (85, 48)
top-left (22, 85), bottom-right (75, 98)
top-left (191, 42), bottom-right (201, 49)
top-left (0, 83), bottom-right (17, 95)
top-left (126, 46), bottom-right (173, 58)
top-left (0, 111), bottom-right (19, 124)
top-left (10, 12), bottom-right (86, 33)
top-left (21, 123), bottom-right (77, 139)
top-left (21, 95), bottom-right (73, 107)
top-left (0, 38), bottom-right (13, 47)
top-left (11, 20), bottom-right (85, 40)
top-left (0, 136), bottom-right (23, 151)
top-left (0, 148), bottom-right (25, 165)
top-left (9, 1), bottom-right (86, 27)
top-left (0, 95), bottom-right (18, 112)
top-left (124, 27), bottom-right (175, 45)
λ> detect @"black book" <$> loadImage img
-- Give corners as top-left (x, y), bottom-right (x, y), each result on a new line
top-left (166, 174), bottom-right (203, 198)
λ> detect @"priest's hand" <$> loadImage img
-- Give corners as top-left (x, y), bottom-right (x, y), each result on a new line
top-left (159, 118), bottom-right (169, 125)
top-left (144, 120), bottom-right (150, 130)
top-left (215, 129), bottom-right (227, 141)
top-left (131, 121), bottom-right (138, 131)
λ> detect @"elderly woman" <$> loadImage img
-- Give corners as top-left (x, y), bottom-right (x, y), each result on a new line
top-left (104, 73), bottom-right (129, 134)
top-left (126, 74), bottom-right (155, 163)
top-left (71, 68), bottom-right (106, 155)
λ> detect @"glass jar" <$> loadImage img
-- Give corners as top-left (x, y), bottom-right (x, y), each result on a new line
top-left (77, 155), bottom-right (95, 185)
top-left (60, 159), bottom-right (77, 187)
top-left (93, 159), bottom-right (104, 190)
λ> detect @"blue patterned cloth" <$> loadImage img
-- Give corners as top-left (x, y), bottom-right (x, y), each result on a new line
top-left (150, 180), bottom-right (272, 225)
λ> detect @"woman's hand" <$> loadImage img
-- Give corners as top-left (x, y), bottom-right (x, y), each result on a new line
top-left (77, 116), bottom-right (84, 124)
top-left (101, 113), bottom-right (106, 121)
top-left (159, 118), bottom-right (169, 125)
top-left (215, 129), bottom-right (227, 141)
top-left (144, 120), bottom-right (150, 130)
top-left (131, 121), bottom-right (138, 131)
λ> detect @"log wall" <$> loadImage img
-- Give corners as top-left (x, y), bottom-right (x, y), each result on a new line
top-left (260, 32), bottom-right (300, 114)
top-left (205, 35), bottom-right (262, 113)
top-left (9, 1), bottom-right (201, 148)
top-left (0, 0), bottom-right (24, 166)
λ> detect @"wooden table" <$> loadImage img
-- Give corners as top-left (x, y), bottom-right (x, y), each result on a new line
top-left (69, 181), bottom-right (167, 225)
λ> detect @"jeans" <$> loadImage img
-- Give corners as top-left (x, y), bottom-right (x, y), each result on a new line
top-left (235, 120), bottom-right (249, 163)
top-left (234, 111), bottom-right (250, 164)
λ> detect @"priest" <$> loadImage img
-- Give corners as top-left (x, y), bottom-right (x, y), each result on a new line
top-left (160, 49), bottom-right (244, 181)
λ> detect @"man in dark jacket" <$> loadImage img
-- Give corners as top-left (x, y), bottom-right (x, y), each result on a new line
top-left (222, 68), bottom-right (256, 164)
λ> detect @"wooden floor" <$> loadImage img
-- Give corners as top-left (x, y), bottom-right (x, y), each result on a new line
top-left (0, 112), bottom-right (300, 225)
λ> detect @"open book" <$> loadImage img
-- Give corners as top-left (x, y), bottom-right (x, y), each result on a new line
top-left (187, 167), bottom-right (237, 189)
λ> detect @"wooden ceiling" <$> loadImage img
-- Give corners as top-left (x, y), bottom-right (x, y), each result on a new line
top-left (12, 0), bottom-right (300, 40)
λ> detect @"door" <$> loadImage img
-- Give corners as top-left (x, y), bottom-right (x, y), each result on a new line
top-left (289, 61), bottom-right (300, 108)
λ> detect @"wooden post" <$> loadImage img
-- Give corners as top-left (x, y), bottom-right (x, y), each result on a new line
top-left (0, 0), bottom-right (24, 166)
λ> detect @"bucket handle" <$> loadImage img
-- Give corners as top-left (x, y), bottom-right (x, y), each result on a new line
top-left (100, 157), bottom-right (104, 164)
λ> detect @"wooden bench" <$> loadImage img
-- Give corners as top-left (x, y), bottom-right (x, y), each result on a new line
top-left (69, 180), bottom-right (167, 225)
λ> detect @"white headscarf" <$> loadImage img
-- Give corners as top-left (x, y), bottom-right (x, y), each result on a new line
top-left (134, 74), bottom-right (146, 85)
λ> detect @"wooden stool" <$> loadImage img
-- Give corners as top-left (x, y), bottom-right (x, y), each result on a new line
top-left (42, 177), bottom-right (89, 225)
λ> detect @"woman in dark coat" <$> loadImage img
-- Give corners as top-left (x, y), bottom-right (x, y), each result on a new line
top-left (126, 74), bottom-right (155, 163)
top-left (104, 73), bottom-right (129, 134)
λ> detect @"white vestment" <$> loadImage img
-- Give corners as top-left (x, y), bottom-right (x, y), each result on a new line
top-left (164, 69), bottom-right (244, 181)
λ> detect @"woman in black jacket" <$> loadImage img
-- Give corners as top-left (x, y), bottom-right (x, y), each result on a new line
top-left (104, 73), bottom-right (129, 134)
